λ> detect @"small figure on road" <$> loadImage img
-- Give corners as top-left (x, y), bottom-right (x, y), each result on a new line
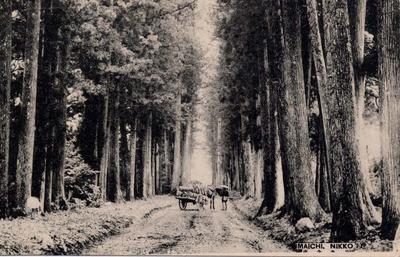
top-left (207, 185), bottom-right (216, 210)
top-left (197, 195), bottom-right (208, 210)
top-left (215, 185), bottom-right (229, 211)
top-left (221, 195), bottom-right (228, 211)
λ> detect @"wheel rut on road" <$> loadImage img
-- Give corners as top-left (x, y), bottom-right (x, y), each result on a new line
top-left (84, 199), bottom-right (288, 255)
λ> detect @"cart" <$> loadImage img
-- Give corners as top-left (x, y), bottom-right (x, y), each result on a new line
top-left (175, 195), bottom-right (197, 210)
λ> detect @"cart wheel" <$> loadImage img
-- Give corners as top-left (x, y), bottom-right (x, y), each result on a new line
top-left (179, 200), bottom-right (187, 210)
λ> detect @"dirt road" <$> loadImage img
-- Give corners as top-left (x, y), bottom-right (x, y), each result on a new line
top-left (85, 198), bottom-right (288, 255)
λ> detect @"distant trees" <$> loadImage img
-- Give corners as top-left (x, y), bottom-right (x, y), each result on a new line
top-left (0, 0), bottom-right (201, 216)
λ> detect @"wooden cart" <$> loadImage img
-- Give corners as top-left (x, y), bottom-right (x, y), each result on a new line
top-left (175, 195), bottom-right (197, 210)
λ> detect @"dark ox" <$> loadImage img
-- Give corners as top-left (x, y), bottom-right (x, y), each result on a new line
top-left (206, 185), bottom-right (229, 211)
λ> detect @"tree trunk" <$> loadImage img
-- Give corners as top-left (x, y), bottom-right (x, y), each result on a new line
top-left (274, 0), bottom-right (324, 221)
top-left (44, 134), bottom-right (53, 212)
top-left (164, 130), bottom-right (171, 193)
top-left (150, 137), bottom-right (155, 196)
top-left (0, 0), bottom-right (11, 217)
top-left (181, 119), bottom-right (192, 185)
top-left (51, 27), bottom-right (70, 209)
top-left (233, 143), bottom-right (241, 191)
top-left (171, 94), bottom-right (182, 192)
top-left (155, 143), bottom-right (160, 194)
top-left (107, 85), bottom-right (121, 203)
top-left (15, 0), bottom-right (41, 213)
top-left (99, 95), bottom-right (110, 201)
top-left (254, 150), bottom-right (262, 199)
top-left (379, 0), bottom-right (400, 240)
top-left (258, 15), bottom-right (279, 214)
top-left (244, 141), bottom-right (255, 198)
top-left (306, 0), bottom-right (336, 214)
top-left (317, 114), bottom-right (331, 211)
top-left (120, 117), bottom-right (129, 199)
top-left (127, 116), bottom-right (138, 201)
top-left (216, 118), bottom-right (222, 185)
top-left (348, 0), bottom-right (380, 225)
top-left (142, 113), bottom-right (152, 198)
top-left (324, 0), bottom-right (368, 241)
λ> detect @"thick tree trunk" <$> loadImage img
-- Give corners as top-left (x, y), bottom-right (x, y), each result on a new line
top-left (33, 0), bottom-right (55, 211)
top-left (257, 13), bottom-right (279, 214)
top-left (306, 0), bottom-right (332, 208)
top-left (171, 94), bottom-right (182, 192)
top-left (324, 0), bottom-right (368, 241)
top-left (348, 0), bottom-right (380, 225)
top-left (161, 129), bottom-right (170, 193)
top-left (120, 117), bottom-right (130, 199)
top-left (216, 118), bottom-right (222, 185)
top-left (317, 115), bottom-right (331, 212)
top-left (0, 0), bottom-right (12, 218)
top-left (44, 136), bottom-right (53, 212)
top-left (244, 141), bottom-right (255, 198)
top-left (254, 150), bottom-right (262, 199)
top-left (273, 0), bottom-right (324, 221)
top-left (182, 118), bottom-right (192, 185)
top-left (15, 0), bottom-right (41, 213)
top-left (99, 95), bottom-right (110, 201)
top-left (107, 86), bottom-right (121, 203)
top-left (142, 113), bottom-right (152, 198)
top-left (150, 138), bottom-right (155, 196)
top-left (232, 143), bottom-right (241, 191)
top-left (379, 0), bottom-right (400, 240)
top-left (155, 143), bottom-right (160, 195)
top-left (127, 116), bottom-right (137, 201)
top-left (0, 0), bottom-right (11, 217)
top-left (51, 28), bottom-right (70, 209)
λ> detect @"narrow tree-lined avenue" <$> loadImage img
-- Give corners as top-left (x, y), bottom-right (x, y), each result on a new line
top-left (0, 0), bottom-right (399, 254)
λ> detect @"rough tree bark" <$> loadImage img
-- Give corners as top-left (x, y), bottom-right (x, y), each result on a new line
top-left (244, 140), bottom-right (255, 198)
top-left (142, 112), bottom-right (152, 198)
top-left (324, 0), bottom-right (368, 241)
top-left (216, 118), bottom-right (222, 185)
top-left (107, 85), bottom-right (121, 203)
top-left (50, 27), bottom-right (70, 209)
top-left (99, 95), bottom-right (110, 201)
top-left (274, 0), bottom-right (324, 221)
top-left (254, 150), bottom-right (262, 199)
top-left (348, 0), bottom-right (380, 225)
top-left (258, 16), bottom-right (279, 214)
top-left (32, 0), bottom-right (55, 211)
top-left (15, 0), bottom-right (41, 213)
top-left (379, 0), bottom-right (400, 240)
top-left (0, 0), bottom-right (11, 217)
top-left (162, 129), bottom-right (170, 193)
top-left (305, 0), bottom-right (332, 212)
top-left (127, 116), bottom-right (138, 200)
top-left (120, 116), bottom-right (130, 199)
top-left (171, 94), bottom-right (182, 192)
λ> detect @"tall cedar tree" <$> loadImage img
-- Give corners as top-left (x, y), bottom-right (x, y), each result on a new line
top-left (15, 0), bottom-right (41, 213)
top-left (324, 0), bottom-right (368, 241)
top-left (273, 0), bottom-right (324, 221)
top-left (380, 0), bottom-right (400, 240)
top-left (0, 0), bottom-right (11, 217)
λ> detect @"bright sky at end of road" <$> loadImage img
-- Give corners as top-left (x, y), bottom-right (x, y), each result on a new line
top-left (189, 0), bottom-right (219, 186)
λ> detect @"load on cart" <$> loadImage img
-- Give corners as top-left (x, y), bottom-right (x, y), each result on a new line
top-left (175, 181), bottom-right (208, 210)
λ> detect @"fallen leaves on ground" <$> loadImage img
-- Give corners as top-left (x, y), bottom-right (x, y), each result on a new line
top-left (233, 198), bottom-right (393, 253)
top-left (0, 196), bottom-right (174, 255)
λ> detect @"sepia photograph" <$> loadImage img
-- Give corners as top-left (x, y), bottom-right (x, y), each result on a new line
top-left (0, 0), bottom-right (399, 255)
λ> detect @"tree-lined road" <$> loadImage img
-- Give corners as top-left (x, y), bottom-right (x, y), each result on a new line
top-left (85, 200), bottom-right (287, 255)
